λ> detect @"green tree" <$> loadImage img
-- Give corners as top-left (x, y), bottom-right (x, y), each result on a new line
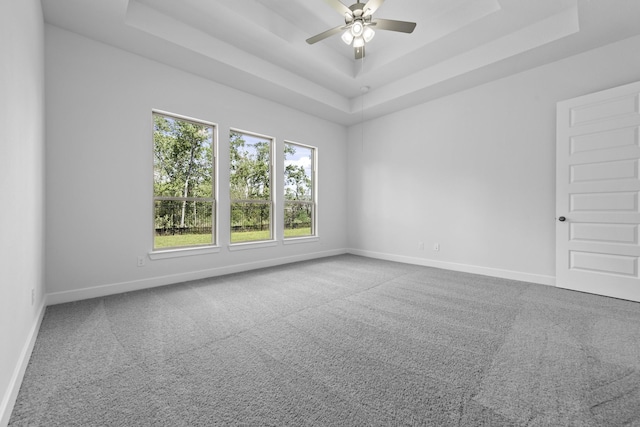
top-left (284, 144), bottom-right (313, 232)
top-left (284, 144), bottom-right (311, 201)
top-left (154, 115), bottom-right (212, 229)
top-left (229, 131), bottom-right (272, 236)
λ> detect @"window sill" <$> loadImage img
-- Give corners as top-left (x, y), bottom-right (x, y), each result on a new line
top-left (228, 240), bottom-right (278, 252)
top-left (283, 236), bottom-right (319, 245)
top-left (149, 245), bottom-right (221, 260)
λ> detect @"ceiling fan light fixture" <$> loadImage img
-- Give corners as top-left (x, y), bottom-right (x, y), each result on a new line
top-left (351, 21), bottom-right (364, 37)
top-left (353, 36), bottom-right (365, 48)
top-left (341, 30), bottom-right (354, 45)
top-left (363, 26), bottom-right (375, 42)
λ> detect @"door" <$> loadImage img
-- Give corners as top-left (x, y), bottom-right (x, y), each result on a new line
top-left (556, 81), bottom-right (640, 302)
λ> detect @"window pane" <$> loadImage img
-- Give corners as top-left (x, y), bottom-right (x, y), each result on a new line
top-left (284, 201), bottom-right (313, 238)
top-left (284, 142), bottom-right (315, 239)
top-left (229, 131), bottom-right (271, 201)
top-left (229, 130), bottom-right (273, 244)
top-left (231, 201), bottom-right (271, 243)
top-left (153, 112), bottom-right (215, 250)
top-left (284, 144), bottom-right (313, 202)
top-left (154, 200), bottom-right (213, 248)
top-left (154, 115), bottom-right (213, 198)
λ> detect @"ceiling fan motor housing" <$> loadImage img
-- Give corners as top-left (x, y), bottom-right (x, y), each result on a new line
top-left (346, 3), bottom-right (372, 26)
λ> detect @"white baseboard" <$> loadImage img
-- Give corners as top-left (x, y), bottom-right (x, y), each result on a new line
top-left (47, 249), bottom-right (348, 305)
top-left (47, 248), bottom-right (555, 306)
top-left (347, 248), bottom-right (556, 286)
top-left (0, 300), bottom-right (46, 427)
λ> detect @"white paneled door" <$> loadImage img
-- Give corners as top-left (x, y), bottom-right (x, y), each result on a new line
top-left (556, 81), bottom-right (640, 302)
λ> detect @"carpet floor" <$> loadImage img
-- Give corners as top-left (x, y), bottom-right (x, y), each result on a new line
top-left (9, 254), bottom-right (640, 426)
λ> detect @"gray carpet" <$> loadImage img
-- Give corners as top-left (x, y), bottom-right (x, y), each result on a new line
top-left (9, 254), bottom-right (640, 426)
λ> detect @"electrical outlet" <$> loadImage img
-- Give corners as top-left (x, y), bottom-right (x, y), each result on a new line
top-left (418, 241), bottom-right (424, 250)
top-left (31, 289), bottom-right (35, 306)
top-left (137, 256), bottom-right (145, 267)
top-left (433, 243), bottom-right (440, 252)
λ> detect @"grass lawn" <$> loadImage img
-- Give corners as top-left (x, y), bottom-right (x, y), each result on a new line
top-left (284, 227), bottom-right (312, 238)
top-left (155, 227), bottom-right (313, 248)
top-left (154, 233), bottom-right (212, 248)
top-left (231, 230), bottom-right (271, 243)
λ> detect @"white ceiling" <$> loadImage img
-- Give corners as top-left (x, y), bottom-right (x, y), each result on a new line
top-left (42, 0), bottom-right (640, 125)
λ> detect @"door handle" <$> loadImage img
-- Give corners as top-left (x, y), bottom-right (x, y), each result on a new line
top-left (558, 216), bottom-right (566, 222)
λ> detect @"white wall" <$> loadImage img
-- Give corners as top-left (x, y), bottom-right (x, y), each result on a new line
top-left (0, 0), bottom-right (46, 424)
top-left (45, 26), bottom-right (348, 302)
top-left (348, 34), bottom-right (640, 284)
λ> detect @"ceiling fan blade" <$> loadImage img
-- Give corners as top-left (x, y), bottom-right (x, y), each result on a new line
top-left (363, 0), bottom-right (385, 17)
top-left (306, 25), bottom-right (347, 44)
top-left (322, 0), bottom-right (351, 16)
top-left (355, 45), bottom-right (365, 59)
top-left (371, 18), bottom-right (416, 33)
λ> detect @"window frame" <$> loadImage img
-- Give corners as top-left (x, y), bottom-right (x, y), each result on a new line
top-left (283, 140), bottom-right (317, 240)
top-left (151, 110), bottom-right (218, 253)
top-left (229, 128), bottom-right (275, 245)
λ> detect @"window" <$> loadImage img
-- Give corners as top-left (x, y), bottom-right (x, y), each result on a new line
top-left (284, 142), bottom-right (316, 238)
top-left (229, 130), bottom-right (273, 243)
top-left (153, 111), bottom-right (216, 250)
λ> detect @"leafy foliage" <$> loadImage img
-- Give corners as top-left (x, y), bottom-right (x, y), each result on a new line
top-left (284, 143), bottom-right (314, 236)
top-left (153, 114), bottom-right (214, 248)
top-left (154, 115), bottom-right (213, 199)
top-left (152, 122), bottom-right (315, 247)
top-left (229, 131), bottom-right (272, 240)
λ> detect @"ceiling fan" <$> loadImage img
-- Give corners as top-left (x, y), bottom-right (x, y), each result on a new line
top-left (306, 0), bottom-right (416, 59)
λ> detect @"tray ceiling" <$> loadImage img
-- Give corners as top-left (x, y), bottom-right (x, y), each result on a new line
top-left (42, 0), bottom-right (640, 125)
